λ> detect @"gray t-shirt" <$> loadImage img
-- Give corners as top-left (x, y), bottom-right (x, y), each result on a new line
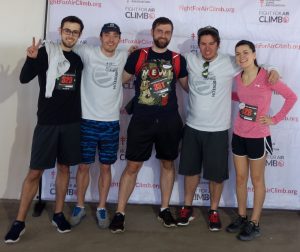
top-left (74, 45), bottom-right (127, 121)
top-left (185, 52), bottom-right (239, 131)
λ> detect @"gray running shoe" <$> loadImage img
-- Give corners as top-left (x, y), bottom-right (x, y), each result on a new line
top-left (96, 208), bottom-right (110, 229)
top-left (70, 206), bottom-right (86, 226)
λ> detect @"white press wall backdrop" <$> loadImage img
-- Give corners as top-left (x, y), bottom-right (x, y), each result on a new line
top-left (42, 0), bottom-right (300, 209)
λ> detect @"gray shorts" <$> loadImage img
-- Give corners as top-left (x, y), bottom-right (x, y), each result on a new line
top-left (30, 122), bottom-right (81, 169)
top-left (178, 125), bottom-right (229, 183)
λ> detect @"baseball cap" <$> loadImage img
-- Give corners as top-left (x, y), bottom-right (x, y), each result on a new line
top-left (197, 26), bottom-right (219, 37)
top-left (100, 23), bottom-right (121, 35)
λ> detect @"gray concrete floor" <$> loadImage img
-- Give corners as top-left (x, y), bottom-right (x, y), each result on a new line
top-left (0, 199), bottom-right (299, 252)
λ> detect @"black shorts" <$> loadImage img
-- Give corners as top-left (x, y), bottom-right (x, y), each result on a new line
top-left (179, 125), bottom-right (229, 183)
top-left (125, 113), bottom-right (183, 161)
top-left (30, 123), bottom-right (81, 169)
top-left (231, 133), bottom-right (273, 160)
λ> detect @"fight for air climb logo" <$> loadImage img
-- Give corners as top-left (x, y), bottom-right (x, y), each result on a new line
top-left (258, 0), bottom-right (289, 23)
top-left (124, 1), bottom-right (155, 20)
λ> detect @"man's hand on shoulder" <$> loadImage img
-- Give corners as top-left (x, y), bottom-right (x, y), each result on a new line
top-left (128, 45), bottom-right (138, 55)
top-left (268, 69), bottom-right (280, 85)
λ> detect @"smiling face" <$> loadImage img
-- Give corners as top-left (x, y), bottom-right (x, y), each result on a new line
top-left (199, 34), bottom-right (219, 61)
top-left (235, 44), bottom-right (256, 69)
top-left (100, 31), bottom-right (120, 55)
top-left (60, 21), bottom-right (81, 51)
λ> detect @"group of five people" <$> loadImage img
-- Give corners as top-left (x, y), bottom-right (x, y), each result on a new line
top-left (4, 15), bottom-right (297, 244)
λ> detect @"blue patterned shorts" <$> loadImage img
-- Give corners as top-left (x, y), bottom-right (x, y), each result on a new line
top-left (80, 119), bottom-right (120, 164)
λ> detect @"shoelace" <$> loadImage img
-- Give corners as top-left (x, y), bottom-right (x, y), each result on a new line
top-left (233, 216), bottom-right (245, 225)
top-left (114, 213), bottom-right (124, 222)
top-left (55, 213), bottom-right (67, 225)
top-left (73, 207), bottom-right (82, 216)
top-left (163, 210), bottom-right (174, 222)
top-left (243, 221), bottom-right (255, 234)
top-left (209, 212), bottom-right (220, 223)
top-left (99, 209), bottom-right (106, 219)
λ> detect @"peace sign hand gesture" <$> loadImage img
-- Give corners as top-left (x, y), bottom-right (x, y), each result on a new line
top-left (27, 37), bottom-right (42, 58)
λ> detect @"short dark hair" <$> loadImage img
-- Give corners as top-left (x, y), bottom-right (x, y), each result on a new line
top-left (235, 40), bottom-right (258, 66)
top-left (197, 26), bottom-right (220, 46)
top-left (61, 16), bottom-right (84, 33)
top-left (152, 17), bottom-right (173, 32)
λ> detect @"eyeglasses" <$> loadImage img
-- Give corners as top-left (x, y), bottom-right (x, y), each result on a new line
top-left (62, 28), bottom-right (81, 37)
top-left (202, 61), bottom-right (209, 78)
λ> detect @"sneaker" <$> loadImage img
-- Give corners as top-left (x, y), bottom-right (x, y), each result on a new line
top-left (208, 209), bottom-right (222, 231)
top-left (158, 208), bottom-right (177, 228)
top-left (4, 221), bottom-right (26, 244)
top-left (237, 221), bottom-right (261, 241)
top-left (109, 212), bottom-right (125, 233)
top-left (70, 206), bottom-right (86, 226)
top-left (177, 206), bottom-right (195, 226)
top-left (52, 212), bottom-right (71, 233)
top-left (96, 208), bottom-right (110, 229)
top-left (226, 215), bottom-right (248, 233)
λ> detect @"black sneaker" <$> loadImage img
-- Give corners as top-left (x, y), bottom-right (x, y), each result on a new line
top-left (208, 209), bottom-right (222, 231)
top-left (226, 215), bottom-right (248, 233)
top-left (4, 220), bottom-right (26, 244)
top-left (109, 212), bottom-right (125, 234)
top-left (177, 206), bottom-right (195, 226)
top-left (237, 221), bottom-right (261, 241)
top-left (158, 208), bottom-right (177, 228)
top-left (52, 212), bottom-right (71, 233)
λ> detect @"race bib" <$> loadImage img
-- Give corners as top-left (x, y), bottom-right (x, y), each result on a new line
top-left (55, 73), bottom-right (76, 91)
top-left (239, 102), bottom-right (258, 121)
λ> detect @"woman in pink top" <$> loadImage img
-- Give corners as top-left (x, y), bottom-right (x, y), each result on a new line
top-left (226, 40), bottom-right (297, 241)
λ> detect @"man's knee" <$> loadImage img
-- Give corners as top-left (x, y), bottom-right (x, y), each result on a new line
top-left (160, 160), bottom-right (174, 171)
top-left (77, 163), bottom-right (90, 174)
top-left (56, 164), bottom-right (70, 176)
top-left (25, 169), bottom-right (43, 182)
top-left (124, 161), bottom-right (143, 175)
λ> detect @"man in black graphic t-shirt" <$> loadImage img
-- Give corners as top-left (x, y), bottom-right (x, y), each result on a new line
top-left (109, 17), bottom-right (188, 233)
top-left (4, 16), bottom-right (84, 244)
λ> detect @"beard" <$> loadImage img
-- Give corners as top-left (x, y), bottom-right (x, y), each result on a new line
top-left (153, 37), bottom-right (170, 49)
